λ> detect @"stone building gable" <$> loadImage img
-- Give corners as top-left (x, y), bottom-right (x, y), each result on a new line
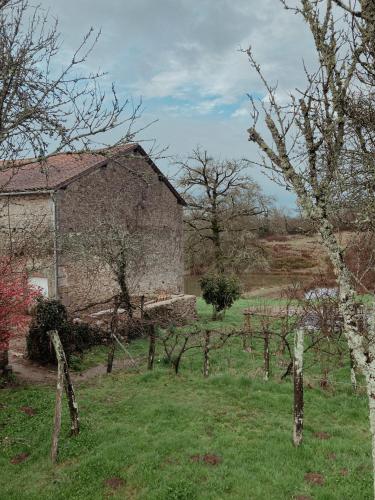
top-left (0, 146), bottom-right (185, 310)
top-left (55, 151), bottom-right (184, 308)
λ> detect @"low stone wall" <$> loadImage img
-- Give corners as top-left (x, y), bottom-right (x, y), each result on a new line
top-left (144, 294), bottom-right (197, 326)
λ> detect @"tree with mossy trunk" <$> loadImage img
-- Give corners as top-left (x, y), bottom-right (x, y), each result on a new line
top-left (246, 0), bottom-right (375, 494)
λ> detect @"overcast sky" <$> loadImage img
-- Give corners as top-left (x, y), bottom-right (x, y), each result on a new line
top-left (39, 0), bottom-right (317, 209)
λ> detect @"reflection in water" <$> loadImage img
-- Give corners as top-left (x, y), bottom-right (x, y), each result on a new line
top-left (184, 273), bottom-right (310, 296)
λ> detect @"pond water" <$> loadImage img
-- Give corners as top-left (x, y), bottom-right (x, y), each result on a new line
top-left (184, 273), bottom-right (311, 296)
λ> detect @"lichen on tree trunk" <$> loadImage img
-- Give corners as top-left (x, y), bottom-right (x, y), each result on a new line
top-left (293, 328), bottom-right (304, 447)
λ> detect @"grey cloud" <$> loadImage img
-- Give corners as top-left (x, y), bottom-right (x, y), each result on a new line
top-left (41, 0), bottom-right (315, 99)
top-left (36, 0), bottom-right (315, 207)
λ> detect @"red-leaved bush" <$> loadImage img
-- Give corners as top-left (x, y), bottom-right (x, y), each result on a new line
top-left (0, 259), bottom-right (40, 352)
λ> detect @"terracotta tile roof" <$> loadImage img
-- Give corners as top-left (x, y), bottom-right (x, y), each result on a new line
top-left (0, 144), bottom-right (137, 193)
top-left (0, 144), bottom-right (186, 205)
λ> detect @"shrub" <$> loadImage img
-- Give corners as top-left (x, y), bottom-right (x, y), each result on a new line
top-left (27, 298), bottom-right (103, 365)
top-left (200, 274), bottom-right (241, 320)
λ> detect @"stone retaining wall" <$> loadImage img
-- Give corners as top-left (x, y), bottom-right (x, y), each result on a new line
top-left (144, 294), bottom-right (197, 326)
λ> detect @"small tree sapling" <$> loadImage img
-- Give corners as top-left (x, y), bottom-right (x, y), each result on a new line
top-left (200, 274), bottom-right (241, 320)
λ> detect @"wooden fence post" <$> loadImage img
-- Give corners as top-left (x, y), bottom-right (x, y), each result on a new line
top-left (263, 329), bottom-right (270, 381)
top-left (148, 325), bottom-right (156, 370)
top-left (49, 330), bottom-right (80, 464)
top-left (243, 311), bottom-right (253, 351)
top-left (203, 330), bottom-right (211, 377)
top-left (50, 334), bottom-right (64, 464)
top-left (293, 328), bottom-right (304, 447)
top-left (140, 295), bottom-right (145, 320)
top-left (62, 362), bottom-right (80, 436)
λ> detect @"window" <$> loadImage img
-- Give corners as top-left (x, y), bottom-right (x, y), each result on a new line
top-left (29, 277), bottom-right (49, 297)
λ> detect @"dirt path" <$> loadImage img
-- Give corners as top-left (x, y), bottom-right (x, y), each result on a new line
top-left (9, 353), bottom-right (139, 385)
top-left (8, 333), bottom-right (141, 386)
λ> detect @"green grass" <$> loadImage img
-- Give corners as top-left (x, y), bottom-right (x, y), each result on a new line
top-left (0, 298), bottom-right (372, 499)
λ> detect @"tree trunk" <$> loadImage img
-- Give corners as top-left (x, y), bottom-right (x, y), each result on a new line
top-left (350, 350), bottom-right (357, 392)
top-left (263, 329), bottom-right (270, 381)
top-left (293, 328), bottom-right (304, 447)
top-left (173, 356), bottom-right (182, 375)
top-left (0, 349), bottom-right (11, 377)
top-left (203, 330), bottom-right (210, 377)
top-left (367, 379), bottom-right (375, 498)
top-left (315, 216), bottom-right (375, 495)
top-left (212, 213), bottom-right (224, 274)
top-left (49, 331), bottom-right (64, 464)
top-left (107, 338), bottom-right (116, 374)
top-left (148, 325), bottom-right (156, 370)
top-left (296, 211), bottom-right (375, 486)
top-left (212, 306), bottom-right (217, 321)
top-left (107, 301), bottom-right (119, 374)
top-left (140, 295), bottom-right (145, 320)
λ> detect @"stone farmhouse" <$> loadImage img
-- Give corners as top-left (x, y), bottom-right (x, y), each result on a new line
top-left (0, 144), bottom-right (187, 310)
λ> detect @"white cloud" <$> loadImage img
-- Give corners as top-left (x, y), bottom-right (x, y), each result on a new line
top-left (36, 0), bottom-right (316, 207)
top-left (232, 106), bottom-right (250, 118)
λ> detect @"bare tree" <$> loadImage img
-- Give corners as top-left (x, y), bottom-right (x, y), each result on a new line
top-left (0, 0), bottom-right (142, 179)
top-left (178, 147), bottom-right (269, 274)
top-left (246, 0), bottom-right (375, 493)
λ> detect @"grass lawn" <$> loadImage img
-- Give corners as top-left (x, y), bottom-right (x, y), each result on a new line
top-left (0, 298), bottom-right (372, 499)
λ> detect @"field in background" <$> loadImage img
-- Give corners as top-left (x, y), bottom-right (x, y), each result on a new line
top-left (0, 297), bottom-right (372, 500)
top-left (185, 232), bottom-right (353, 297)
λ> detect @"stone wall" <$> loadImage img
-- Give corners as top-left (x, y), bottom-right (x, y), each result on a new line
top-left (0, 193), bottom-right (56, 296)
top-left (144, 295), bottom-right (197, 327)
top-left (56, 151), bottom-right (184, 309)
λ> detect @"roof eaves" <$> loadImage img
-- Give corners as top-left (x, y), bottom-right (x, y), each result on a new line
top-left (134, 145), bottom-right (187, 206)
top-left (53, 158), bottom-right (108, 190)
top-left (0, 188), bottom-right (54, 196)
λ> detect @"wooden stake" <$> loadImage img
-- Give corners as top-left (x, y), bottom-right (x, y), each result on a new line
top-left (49, 330), bottom-right (65, 464)
top-left (62, 362), bottom-right (80, 436)
top-left (203, 330), bottom-right (210, 377)
top-left (148, 325), bottom-right (156, 370)
top-left (49, 330), bottom-right (80, 463)
top-left (350, 349), bottom-right (357, 392)
top-left (293, 328), bottom-right (304, 447)
top-left (263, 329), bottom-right (270, 381)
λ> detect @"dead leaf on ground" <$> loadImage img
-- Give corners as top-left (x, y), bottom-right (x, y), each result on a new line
top-left (104, 477), bottom-right (125, 490)
top-left (20, 406), bottom-right (36, 416)
top-left (10, 452), bottom-right (29, 464)
top-left (314, 431), bottom-right (330, 440)
top-left (304, 472), bottom-right (325, 486)
top-left (190, 453), bottom-right (222, 465)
